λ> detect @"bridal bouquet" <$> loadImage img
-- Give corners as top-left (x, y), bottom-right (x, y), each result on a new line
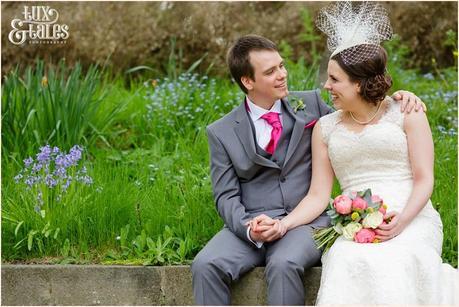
top-left (314, 189), bottom-right (389, 253)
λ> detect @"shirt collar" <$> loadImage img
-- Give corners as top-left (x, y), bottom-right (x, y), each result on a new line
top-left (246, 97), bottom-right (282, 121)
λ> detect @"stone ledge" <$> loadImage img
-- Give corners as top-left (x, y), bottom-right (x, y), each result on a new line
top-left (1, 265), bottom-right (321, 305)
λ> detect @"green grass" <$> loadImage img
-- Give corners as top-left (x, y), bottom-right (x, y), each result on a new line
top-left (1, 54), bottom-right (457, 267)
top-left (1, 60), bottom-right (123, 163)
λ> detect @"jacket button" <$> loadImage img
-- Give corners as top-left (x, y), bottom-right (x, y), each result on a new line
top-left (280, 176), bottom-right (286, 183)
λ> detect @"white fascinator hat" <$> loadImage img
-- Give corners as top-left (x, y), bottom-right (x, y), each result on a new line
top-left (316, 1), bottom-right (393, 65)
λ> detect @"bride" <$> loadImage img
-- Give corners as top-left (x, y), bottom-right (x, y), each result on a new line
top-left (251, 2), bottom-right (458, 304)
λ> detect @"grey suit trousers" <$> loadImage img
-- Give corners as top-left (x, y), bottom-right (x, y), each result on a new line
top-left (191, 224), bottom-right (321, 305)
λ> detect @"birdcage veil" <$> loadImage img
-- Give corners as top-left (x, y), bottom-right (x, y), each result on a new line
top-left (316, 1), bottom-right (393, 66)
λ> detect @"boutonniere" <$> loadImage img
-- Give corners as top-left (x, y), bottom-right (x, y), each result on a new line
top-left (290, 96), bottom-right (305, 113)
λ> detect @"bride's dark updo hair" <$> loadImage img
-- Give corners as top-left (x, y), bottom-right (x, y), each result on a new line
top-left (332, 44), bottom-right (392, 105)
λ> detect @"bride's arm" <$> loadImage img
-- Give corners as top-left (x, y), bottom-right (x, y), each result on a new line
top-left (376, 109), bottom-right (434, 240)
top-left (281, 122), bottom-right (335, 231)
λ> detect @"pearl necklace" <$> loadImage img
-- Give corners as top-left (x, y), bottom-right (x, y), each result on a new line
top-left (349, 100), bottom-right (384, 125)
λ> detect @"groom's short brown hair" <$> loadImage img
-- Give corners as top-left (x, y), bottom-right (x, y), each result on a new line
top-left (227, 35), bottom-right (278, 94)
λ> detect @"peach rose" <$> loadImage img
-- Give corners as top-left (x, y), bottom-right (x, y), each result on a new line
top-left (354, 228), bottom-right (376, 243)
top-left (333, 195), bottom-right (352, 215)
top-left (352, 197), bottom-right (368, 210)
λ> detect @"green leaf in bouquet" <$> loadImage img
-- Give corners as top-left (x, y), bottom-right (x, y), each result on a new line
top-left (326, 208), bottom-right (337, 217)
top-left (331, 215), bottom-right (344, 226)
top-left (368, 202), bottom-right (380, 210)
top-left (330, 213), bottom-right (340, 221)
top-left (361, 188), bottom-right (372, 204)
top-left (343, 215), bottom-right (352, 222)
top-left (337, 215), bottom-right (345, 224)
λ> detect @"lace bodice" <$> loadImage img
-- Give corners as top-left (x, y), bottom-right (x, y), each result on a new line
top-left (320, 98), bottom-right (413, 200)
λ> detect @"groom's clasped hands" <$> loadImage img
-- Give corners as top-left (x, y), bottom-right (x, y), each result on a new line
top-left (247, 215), bottom-right (288, 242)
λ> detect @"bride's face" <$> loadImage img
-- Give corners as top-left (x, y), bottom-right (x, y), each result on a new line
top-left (324, 60), bottom-right (361, 110)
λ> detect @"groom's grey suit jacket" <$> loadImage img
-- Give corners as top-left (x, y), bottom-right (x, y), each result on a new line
top-left (206, 90), bottom-right (333, 244)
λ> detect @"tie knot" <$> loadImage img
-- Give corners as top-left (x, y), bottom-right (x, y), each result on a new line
top-left (261, 112), bottom-right (281, 127)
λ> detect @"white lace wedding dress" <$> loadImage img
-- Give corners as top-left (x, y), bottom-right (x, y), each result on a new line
top-left (316, 98), bottom-right (458, 305)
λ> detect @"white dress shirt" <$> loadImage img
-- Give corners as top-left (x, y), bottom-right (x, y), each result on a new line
top-left (245, 97), bottom-right (283, 247)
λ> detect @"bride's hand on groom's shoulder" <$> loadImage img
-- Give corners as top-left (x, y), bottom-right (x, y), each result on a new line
top-left (374, 211), bottom-right (407, 242)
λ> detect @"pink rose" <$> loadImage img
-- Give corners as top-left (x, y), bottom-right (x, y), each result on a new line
top-left (371, 195), bottom-right (383, 205)
top-left (333, 195), bottom-right (352, 215)
top-left (354, 228), bottom-right (376, 243)
top-left (378, 205), bottom-right (387, 215)
top-left (352, 197), bottom-right (368, 210)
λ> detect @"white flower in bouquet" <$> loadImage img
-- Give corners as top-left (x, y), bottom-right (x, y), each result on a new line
top-left (362, 211), bottom-right (384, 229)
top-left (342, 222), bottom-right (363, 240)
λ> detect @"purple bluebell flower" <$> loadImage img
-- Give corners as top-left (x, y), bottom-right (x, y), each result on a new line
top-left (32, 163), bottom-right (43, 173)
top-left (69, 145), bottom-right (83, 163)
top-left (45, 175), bottom-right (58, 188)
top-left (53, 167), bottom-right (67, 178)
top-left (55, 154), bottom-right (66, 167)
top-left (25, 177), bottom-right (35, 188)
top-left (16, 144), bottom-right (93, 211)
top-left (14, 173), bottom-right (23, 183)
top-left (37, 191), bottom-right (43, 204)
top-left (36, 145), bottom-right (52, 163)
top-left (24, 157), bottom-right (34, 167)
top-left (81, 175), bottom-right (93, 185)
top-left (62, 179), bottom-right (72, 191)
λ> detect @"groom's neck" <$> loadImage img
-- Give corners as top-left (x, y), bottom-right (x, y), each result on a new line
top-left (247, 94), bottom-right (277, 111)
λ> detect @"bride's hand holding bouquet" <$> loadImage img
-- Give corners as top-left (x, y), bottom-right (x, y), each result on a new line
top-left (375, 211), bottom-right (408, 242)
top-left (314, 189), bottom-right (392, 252)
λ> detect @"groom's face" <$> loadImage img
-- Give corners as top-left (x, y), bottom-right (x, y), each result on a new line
top-left (242, 50), bottom-right (289, 107)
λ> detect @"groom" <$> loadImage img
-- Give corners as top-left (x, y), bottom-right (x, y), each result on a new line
top-left (191, 34), bottom-right (423, 305)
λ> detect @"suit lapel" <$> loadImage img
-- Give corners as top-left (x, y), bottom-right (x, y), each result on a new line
top-left (233, 101), bottom-right (280, 169)
top-left (283, 97), bottom-right (317, 166)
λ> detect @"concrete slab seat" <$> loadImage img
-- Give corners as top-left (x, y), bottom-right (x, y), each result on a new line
top-left (1, 265), bottom-right (321, 305)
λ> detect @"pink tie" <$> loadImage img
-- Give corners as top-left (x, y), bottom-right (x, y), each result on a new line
top-left (261, 112), bottom-right (282, 154)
